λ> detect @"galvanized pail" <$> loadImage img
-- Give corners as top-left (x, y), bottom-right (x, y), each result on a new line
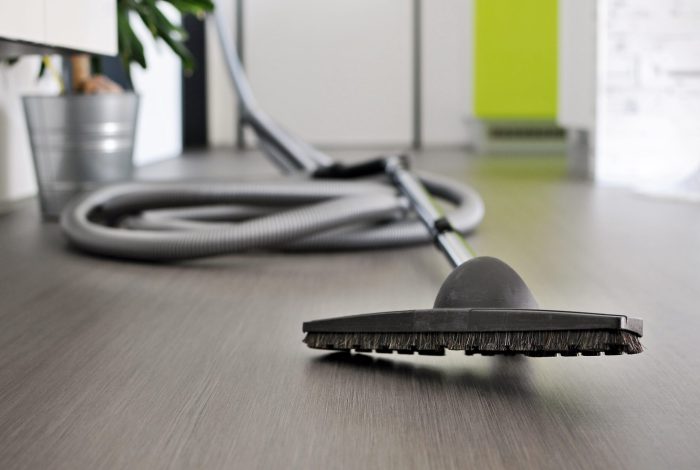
top-left (23, 93), bottom-right (139, 219)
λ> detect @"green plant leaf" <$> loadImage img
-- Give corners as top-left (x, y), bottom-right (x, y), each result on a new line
top-left (91, 56), bottom-right (103, 75)
top-left (163, 0), bottom-right (214, 16)
top-left (117, 5), bottom-right (146, 88)
top-left (159, 30), bottom-right (195, 72)
top-left (116, 0), bottom-right (214, 79)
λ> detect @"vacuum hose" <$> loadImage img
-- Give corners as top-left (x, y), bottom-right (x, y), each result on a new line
top-left (60, 172), bottom-right (484, 261)
top-left (59, 4), bottom-right (484, 262)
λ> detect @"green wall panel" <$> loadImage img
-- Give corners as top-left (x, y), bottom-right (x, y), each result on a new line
top-left (474, 0), bottom-right (558, 120)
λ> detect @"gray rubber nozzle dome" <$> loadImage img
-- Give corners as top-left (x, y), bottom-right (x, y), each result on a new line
top-left (433, 257), bottom-right (539, 310)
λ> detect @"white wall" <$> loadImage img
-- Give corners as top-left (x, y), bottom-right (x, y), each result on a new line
top-left (129, 9), bottom-right (183, 165)
top-left (0, 57), bottom-right (60, 205)
top-left (557, 0), bottom-right (597, 130)
top-left (207, 0), bottom-right (474, 148)
top-left (558, 0), bottom-right (700, 189)
top-left (423, 0), bottom-right (473, 146)
top-left (206, 0), bottom-right (239, 147)
top-left (247, 0), bottom-right (412, 146)
top-left (595, 0), bottom-right (700, 187)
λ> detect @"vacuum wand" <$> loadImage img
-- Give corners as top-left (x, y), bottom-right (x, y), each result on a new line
top-left (60, 4), bottom-right (643, 358)
top-left (208, 2), bottom-right (643, 357)
top-left (305, 157), bottom-right (644, 356)
top-left (385, 156), bottom-right (475, 268)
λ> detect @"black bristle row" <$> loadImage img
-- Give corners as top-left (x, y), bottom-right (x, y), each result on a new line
top-left (304, 330), bottom-right (643, 356)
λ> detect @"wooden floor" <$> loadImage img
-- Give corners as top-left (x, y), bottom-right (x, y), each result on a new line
top-left (1, 149), bottom-right (699, 469)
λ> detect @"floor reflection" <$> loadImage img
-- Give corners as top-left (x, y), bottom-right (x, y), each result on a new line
top-left (307, 351), bottom-right (536, 398)
top-left (303, 351), bottom-right (599, 443)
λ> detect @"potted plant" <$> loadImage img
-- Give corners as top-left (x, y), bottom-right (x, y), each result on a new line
top-left (22, 0), bottom-right (213, 219)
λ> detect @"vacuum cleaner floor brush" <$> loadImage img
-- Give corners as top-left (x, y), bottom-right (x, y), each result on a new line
top-left (303, 161), bottom-right (643, 357)
top-left (304, 257), bottom-right (643, 357)
top-left (303, 319), bottom-right (643, 357)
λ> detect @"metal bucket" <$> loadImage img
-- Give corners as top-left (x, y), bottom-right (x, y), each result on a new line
top-left (23, 93), bottom-right (139, 219)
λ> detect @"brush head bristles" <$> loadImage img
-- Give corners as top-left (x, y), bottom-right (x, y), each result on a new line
top-left (303, 308), bottom-right (643, 357)
top-left (303, 258), bottom-right (645, 358)
top-left (304, 330), bottom-right (643, 357)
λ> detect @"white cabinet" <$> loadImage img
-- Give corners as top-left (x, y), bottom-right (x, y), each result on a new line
top-left (0, 0), bottom-right (45, 44)
top-left (0, 0), bottom-right (117, 55)
top-left (246, 0), bottom-right (412, 146)
top-left (207, 0), bottom-right (475, 148)
top-left (45, 0), bottom-right (117, 55)
top-left (206, 0), bottom-right (413, 147)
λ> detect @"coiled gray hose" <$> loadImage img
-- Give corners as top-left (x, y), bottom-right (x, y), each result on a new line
top-left (60, 171), bottom-right (484, 261)
top-left (59, 5), bottom-right (484, 262)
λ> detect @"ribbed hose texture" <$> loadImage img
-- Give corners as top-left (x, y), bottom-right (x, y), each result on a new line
top-left (60, 173), bottom-right (484, 261)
